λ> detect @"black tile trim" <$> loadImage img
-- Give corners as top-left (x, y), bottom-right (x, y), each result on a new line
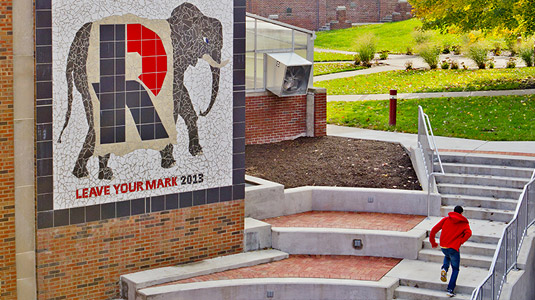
top-left (36, 1), bottom-right (246, 229)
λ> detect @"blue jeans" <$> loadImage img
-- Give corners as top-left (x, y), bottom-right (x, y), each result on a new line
top-left (441, 248), bottom-right (460, 292)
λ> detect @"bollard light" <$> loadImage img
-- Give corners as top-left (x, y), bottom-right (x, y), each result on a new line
top-left (389, 89), bottom-right (397, 126)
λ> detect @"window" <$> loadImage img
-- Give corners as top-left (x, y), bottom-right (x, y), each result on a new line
top-left (286, 8), bottom-right (292, 16)
top-left (245, 15), bottom-right (314, 91)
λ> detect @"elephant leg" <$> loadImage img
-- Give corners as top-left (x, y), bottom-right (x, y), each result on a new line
top-left (72, 128), bottom-right (95, 178)
top-left (160, 143), bottom-right (176, 168)
top-left (98, 154), bottom-right (113, 180)
top-left (175, 82), bottom-right (202, 156)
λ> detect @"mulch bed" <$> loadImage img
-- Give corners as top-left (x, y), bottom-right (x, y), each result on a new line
top-left (246, 136), bottom-right (421, 190)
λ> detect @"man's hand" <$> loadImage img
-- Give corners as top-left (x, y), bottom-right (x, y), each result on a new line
top-left (431, 241), bottom-right (438, 248)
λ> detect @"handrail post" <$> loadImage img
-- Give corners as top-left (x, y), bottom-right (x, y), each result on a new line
top-left (427, 173), bottom-right (432, 218)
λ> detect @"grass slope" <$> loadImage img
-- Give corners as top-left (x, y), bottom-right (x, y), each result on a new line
top-left (315, 19), bottom-right (461, 54)
top-left (327, 96), bottom-right (535, 141)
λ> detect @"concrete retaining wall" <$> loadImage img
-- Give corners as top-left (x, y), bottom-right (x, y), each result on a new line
top-left (245, 175), bottom-right (441, 220)
top-left (500, 226), bottom-right (535, 300)
top-left (136, 277), bottom-right (399, 300)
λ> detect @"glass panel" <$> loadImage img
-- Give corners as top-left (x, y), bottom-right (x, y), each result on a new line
top-left (246, 52), bottom-right (256, 90)
top-left (255, 54), bottom-right (264, 89)
top-left (246, 17), bottom-right (256, 52)
top-left (256, 20), bottom-right (293, 51)
top-left (294, 31), bottom-right (309, 49)
top-left (295, 49), bottom-right (308, 60)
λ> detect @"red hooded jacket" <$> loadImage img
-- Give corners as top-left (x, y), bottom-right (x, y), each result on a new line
top-left (429, 212), bottom-right (472, 252)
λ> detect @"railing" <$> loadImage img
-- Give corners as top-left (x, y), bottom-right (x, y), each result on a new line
top-left (471, 169), bottom-right (535, 300)
top-left (417, 106), bottom-right (444, 217)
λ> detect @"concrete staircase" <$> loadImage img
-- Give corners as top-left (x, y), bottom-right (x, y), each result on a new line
top-left (392, 229), bottom-right (499, 299)
top-left (436, 154), bottom-right (534, 222)
top-left (392, 153), bottom-right (534, 299)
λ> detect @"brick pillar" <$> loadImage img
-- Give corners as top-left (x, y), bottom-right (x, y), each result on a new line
top-left (331, 6), bottom-right (351, 30)
top-left (318, 0), bottom-right (327, 30)
top-left (311, 88), bottom-right (326, 137)
top-left (0, 0), bottom-right (17, 298)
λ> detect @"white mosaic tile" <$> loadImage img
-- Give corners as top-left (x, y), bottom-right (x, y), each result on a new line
top-left (52, 0), bottom-right (234, 209)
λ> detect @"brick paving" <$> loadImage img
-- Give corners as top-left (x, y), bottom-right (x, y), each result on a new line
top-left (175, 255), bottom-right (401, 284)
top-left (263, 211), bottom-right (425, 232)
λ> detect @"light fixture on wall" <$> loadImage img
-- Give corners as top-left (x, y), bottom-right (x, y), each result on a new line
top-left (353, 239), bottom-right (363, 249)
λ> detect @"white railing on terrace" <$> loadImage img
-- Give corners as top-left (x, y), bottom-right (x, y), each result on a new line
top-left (471, 169), bottom-right (535, 300)
top-left (417, 106), bottom-right (444, 217)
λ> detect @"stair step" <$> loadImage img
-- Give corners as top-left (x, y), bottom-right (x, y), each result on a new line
top-left (422, 240), bottom-right (496, 257)
top-left (441, 194), bottom-right (518, 211)
top-left (399, 278), bottom-right (474, 295)
top-left (437, 183), bottom-right (522, 199)
top-left (440, 163), bottom-right (533, 178)
top-left (439, 154), bottom-right (535, 169)
top-left (394, 286), bottom-right (471, 300)
top-left (441, 205), bottom-right (514, 223)
top-left (418, 249), bottom-right (492, 269)
top-left (436, 173), bottom-right (529, 189)
top-left (430, 230), bottom-right (500, 245)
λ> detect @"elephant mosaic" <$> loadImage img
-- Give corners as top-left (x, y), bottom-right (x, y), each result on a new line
top-left (57, 2), bottom-right (229, 180)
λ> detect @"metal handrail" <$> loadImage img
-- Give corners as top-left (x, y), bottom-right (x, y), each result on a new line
top-left (417, 106), bottom-right (444, 217)
top-left (471, 169), bottom-right (535, 300)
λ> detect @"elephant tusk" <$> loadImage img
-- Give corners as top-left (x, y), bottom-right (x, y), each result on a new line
top-left (202, 54), bottom-right (229, 69)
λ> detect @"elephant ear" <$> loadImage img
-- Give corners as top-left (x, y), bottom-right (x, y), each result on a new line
top-left (168, 3), bottom-right (204, 67)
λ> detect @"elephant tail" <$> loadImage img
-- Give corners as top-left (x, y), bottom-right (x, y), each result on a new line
top-left (58, 54), bottom-right (74, 143)
top-left (58, 23), bottom-right (91, 143)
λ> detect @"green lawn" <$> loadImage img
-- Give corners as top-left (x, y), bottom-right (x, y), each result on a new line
top-left (314, 51), bottom-right (355, 62)
top-left (327, 96), bottom-right (535, 141)
top-left (314, 63), bottom-right (365, 76)
top-left (315, 19), bottom-right (462, 53)
top-left (315, 18), bottom-right (505, 54)
top-left (316, 68), bottom-right (535, 95)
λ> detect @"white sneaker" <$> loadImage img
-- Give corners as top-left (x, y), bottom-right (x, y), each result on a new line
top-left (441, 269), bottom-right (447, 282)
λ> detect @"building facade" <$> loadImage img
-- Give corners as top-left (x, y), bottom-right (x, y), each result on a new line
top-left (247, 0), bottom-right (412, 31)
top-left (3, 0), bottom-right (326, 298)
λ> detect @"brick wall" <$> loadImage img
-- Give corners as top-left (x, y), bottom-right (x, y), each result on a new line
top-left (247, 0), bottom-right (412, 31)
top-left (36, 200), bottom-right (244, 299)
top-left (245, 89), bottom-right (326, 145)
top-left (0, 0), bottom-right (16, 298)
top-left (314, 90), bottom-right (326, 137)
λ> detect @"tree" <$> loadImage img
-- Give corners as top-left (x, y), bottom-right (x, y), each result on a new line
top-left (409, 0), bottom-right (535, 36)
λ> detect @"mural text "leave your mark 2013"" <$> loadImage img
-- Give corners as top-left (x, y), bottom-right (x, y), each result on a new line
top-left (75, 173), bottom-right (204, 199)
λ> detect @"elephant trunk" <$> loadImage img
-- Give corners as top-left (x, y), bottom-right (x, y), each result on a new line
top-left (199, 60), bottom-right (221, 117)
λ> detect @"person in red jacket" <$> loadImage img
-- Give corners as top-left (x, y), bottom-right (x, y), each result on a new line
top-left (429, 205), bottom-right (472, 297)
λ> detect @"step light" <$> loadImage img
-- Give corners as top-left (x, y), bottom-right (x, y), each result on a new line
top-left (353, 239), bottom-right (363, 249)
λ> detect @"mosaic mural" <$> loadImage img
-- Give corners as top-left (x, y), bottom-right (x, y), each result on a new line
top-left (51, 1), bottom-right (234, 209)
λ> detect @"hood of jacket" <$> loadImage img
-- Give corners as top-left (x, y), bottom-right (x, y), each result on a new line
top-left (448, 211), bottom-right (469, 224)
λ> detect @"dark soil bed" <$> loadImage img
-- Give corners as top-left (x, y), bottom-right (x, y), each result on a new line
top-left (246, 136), bottom-right (421, 190)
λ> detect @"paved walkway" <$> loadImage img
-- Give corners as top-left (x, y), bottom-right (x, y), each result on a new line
top-left (327, 125), bottom-right (535, 156)
top-left (326, 89), bottom-right (535, 101)
top-left (263, 211), bottom-right (424, 232)
top-left (173, 255), bottom-right (401, 283)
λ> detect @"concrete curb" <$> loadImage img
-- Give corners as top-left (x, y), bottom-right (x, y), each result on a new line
top-left (120, 249), bottom-right (288, 300)
top-left (271, 227), bottom-right (425, 259)
top-left (135, 277), bottom-right (399, 300)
